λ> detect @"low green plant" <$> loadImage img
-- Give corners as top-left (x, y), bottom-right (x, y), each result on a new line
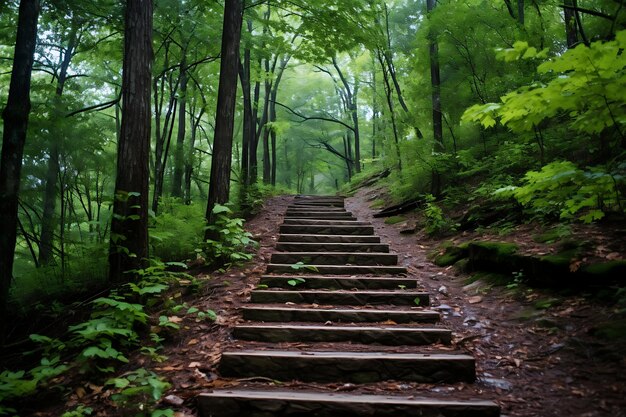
top-left (290, 261), bottom-right (319, 272)
top-left (203, 204), bottom-right (258, 266)
top-left (60, 405), bottom-right (94, 417)
top-left (105, 368), bottom-right (172, 416)
top-left (287, 278), bottom-right (306, 287)
top-left (0, 356), bottom-right (69, 415)
top-left (423, 194), bottom-right (455, 235)
top-left (494, 161), bottom-right (624, 222)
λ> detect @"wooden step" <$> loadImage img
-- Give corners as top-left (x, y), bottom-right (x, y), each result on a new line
top-left (218, 350), bottom-right (476, 383)
top-left (266, 264), bottom-right (407, 275)
top-left (278, 234), bottom-right (381, 243)
top-left (241, 306), bottom-right (441, 323)
top-left (258, 275), bottom-right (414, 289)
top-left (284, 211), bottom-right (354, 218)
top-left (292, 201), bottom-right (344, 207)
top-left (233, 324), bottom-right (452, 345)
top-left (282, 218), bottom-right (368, 225)
top-left (279, 225), bottom-right (374, 235)
top-left (198, 390), bottom-right (500, 417)
top-left (275, 242), bottom-right (390, 253)
top-left (250, 289), bottom-right (429, 306)
top-left (287, 206), bottom-right (347, 212)
top-left (270, 252), bottom-right (398, 266)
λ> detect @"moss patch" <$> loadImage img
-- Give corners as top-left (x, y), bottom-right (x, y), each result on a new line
top-left (470, 241), bottom-right (518, 256)
top-left (384, 215), bottom-right (406, 225)
top-left (434, 244), bottom-right (469, 267)
top-left (370, 199), bottom-right (386, 209)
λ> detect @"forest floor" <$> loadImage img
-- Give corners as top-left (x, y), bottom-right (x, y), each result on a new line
top-left (25, 189), bottom-right (626, 417)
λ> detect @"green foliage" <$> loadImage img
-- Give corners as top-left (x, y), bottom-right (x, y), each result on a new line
top-left (423, 195), bottom-right (456, 235)
top-left (287, 278), bottom-right (306, 286)
top-left (495, 161), bottom-right (625, 222)
top-left (289, 261), bottom-right (319, 272)
top-left (463, 32), bottom-right (626, 137)
top-left (203, 204), bottom-right (257, 266)
top-left (150, 201), bottom-right (206, 261)
top-left (0, 356), bottom-right (68, 414)
top-left (60, 405), bottom-right (94, 417)
top-left (105, 368), bottom-right (171, 416)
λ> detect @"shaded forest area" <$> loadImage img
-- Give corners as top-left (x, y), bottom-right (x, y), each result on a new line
top-left (0, 0), bottom-right (625, 415)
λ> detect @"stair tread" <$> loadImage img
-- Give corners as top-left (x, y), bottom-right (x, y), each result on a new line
top-left (222, 349), bottom-right (472, 360)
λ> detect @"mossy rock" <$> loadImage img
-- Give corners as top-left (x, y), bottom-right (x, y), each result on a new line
top-left (384, 215), bottom-right (406, 225)
top-left (434, 244), bottom-right (469, 267)
top-left (581, 260), bottom-right (626, 281)
top-left (467, 241), bottom-right (520, 273)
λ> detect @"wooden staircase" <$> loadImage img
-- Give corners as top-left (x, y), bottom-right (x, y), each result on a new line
top-left (198, 195), bottom-right (500, 416)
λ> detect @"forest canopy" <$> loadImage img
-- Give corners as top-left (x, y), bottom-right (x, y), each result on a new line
top-left (0, 0), bottom-right (623, 329)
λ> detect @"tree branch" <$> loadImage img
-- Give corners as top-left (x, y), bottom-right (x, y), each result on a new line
top-left (66, 94), bottom-right (121, 118)
top-left (273, 100), bottom-right (355, 132)
top-left (560, 4), bottom-right (613, 20)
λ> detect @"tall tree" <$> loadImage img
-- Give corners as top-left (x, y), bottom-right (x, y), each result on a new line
top-left (38, 13), bottom-right (81, 266)
top-left (109, 0), bottom-right (153, 283)
top-left (427, 0), bottom-right (444, 196)
top-left (0, 0), bottom-right (40, 335)
top-left (204, 0), bottom-right (243, 238)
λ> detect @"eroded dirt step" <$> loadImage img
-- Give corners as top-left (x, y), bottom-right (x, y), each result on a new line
top-left (275, 242), bottom-right (390, 253)
top-left (198, 389), bottom-right (500, 417)
top-left (241, 305), bottom-right (441, 323)
top-left (282, 219), bottom-right (367, 226)
top-left (218, 350), bottom-right (475, 383)
top-left (258, 275), bottom-right (414, 289)
top-left (270, 252), bottom-right (398, 266)
top-left (249, 289), bottom-right (429, 306)
top-left (279, 224), bottom-right (374, 235)
top-left (266, 264), bottom-right (407, 275)
top-left (278, 234), bottom-right (381, 243)
top-left (232, 324), bottom-right (452, 345)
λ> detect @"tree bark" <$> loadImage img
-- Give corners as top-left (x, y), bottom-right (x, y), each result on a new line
top-left (39, 18), bottom-right (79, 266)
top-left (564, 0), bottom-right (579, 48)
top-left (171, 56), bottom-right (187, 198)
top-left (204, 0), bottom-right (243, 238)
top-left (427, 0), bottom-right (444, 151)
top-left (109, 0), bottom-right (153, 283)
top-left (517, 0), bottom-right (524, 26)
top-left (0, 0), bottom-right (40, 335)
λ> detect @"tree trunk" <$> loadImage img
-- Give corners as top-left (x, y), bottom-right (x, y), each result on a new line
top-left (0, 0), bottom-right (40, 335)
top-left (427, 0), bottom-right (444, 151)
top-left (171, 56), bottom-right (187, 198)
top-left (204, 0), bottom-right (243, 238)
top-left (39, 19), bottom-right (78, 266)
top-left (262, 127), bottom-right (271, 184)
top-left (564, 0), bottom-right (578, 48)
top-left (517, 0), bottom-right (524, 26)
top-left (109, 0), bottom-right (153, 284)
top-left (239, 49), bottom-right (252, 185)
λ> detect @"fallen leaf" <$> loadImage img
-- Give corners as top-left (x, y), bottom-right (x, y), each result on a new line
top-left (168, 316), bottom-right (183, 323)
top-left (468, 296), bottom-right (483, 304)
top-left (187, 339), bottom-right (199, 346)
top-left (188, 361), bottom-right (202, 368)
